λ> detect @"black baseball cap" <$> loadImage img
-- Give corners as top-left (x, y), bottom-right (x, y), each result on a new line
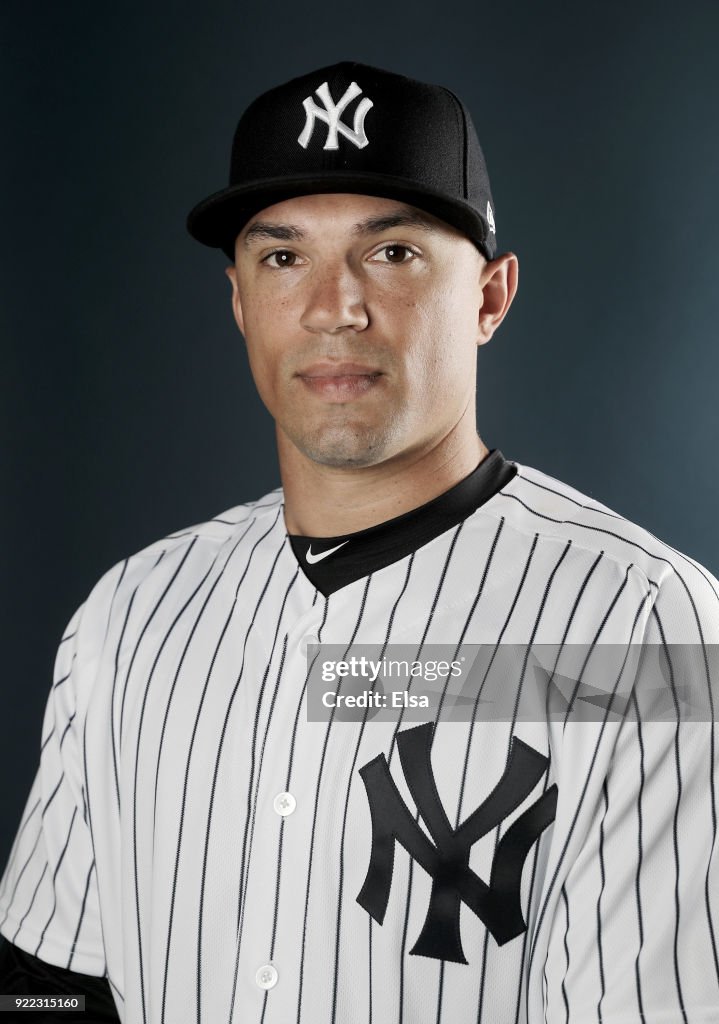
top-left (186, 62), bottom-right (498, 262)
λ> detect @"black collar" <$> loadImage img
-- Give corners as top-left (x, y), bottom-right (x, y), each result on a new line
top-left (288, 448), bottom-right (517, 596)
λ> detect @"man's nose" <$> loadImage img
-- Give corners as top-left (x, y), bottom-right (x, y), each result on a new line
top-left (300, 262), bottom-right (369, 335)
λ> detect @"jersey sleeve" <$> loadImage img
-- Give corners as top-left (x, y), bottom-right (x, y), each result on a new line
top-left (0, 567), bottom-right (121, 978)
top-left (542, 559), bottom-right (719, 1023)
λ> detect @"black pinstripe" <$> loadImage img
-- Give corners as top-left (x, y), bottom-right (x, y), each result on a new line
top-left (595, 779), bottom-right (609, 1020)
top-left (559, 885), bottom-right (569, 1023)
top-left (118, 551), bottom-right (168, 757)
top-left (40, 774), bottom-right (64, 821)
top-left (517, 473), bottom-right (622, 519)
top-left (34, 807), bottom-right (78, 960)
top-left (13, 863), bottom-right (48, 947)
top-left (660, 572), bottom-right (719, 990)
top-left (562, 566), bottom-right (632, 728)
top-left (5, 828), bottom-right (43, 940)
top-left (40, 727), bottom-right (56, 752)
top-left (631, 688), bottom-right (647, 1021)
top-left (59, 714), bottom-right (75, 749)
top-left (650, 605), bottom-right (689, 1024)
top-left (79, 563), bottom-right (128, 989)
top-left (67, 858), bottom-right (95, 971)
top-left (0, 801), bottom-right (41, 929)
top-left (52, 662), bottom-right (74, 690)
top-left (107, 974), bottom-right (123, 1005)
top-left (110, 574), bottom-right (136, 811)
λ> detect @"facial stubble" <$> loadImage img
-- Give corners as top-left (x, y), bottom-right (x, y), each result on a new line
top-left (282, 399), bottom-right (405, 468)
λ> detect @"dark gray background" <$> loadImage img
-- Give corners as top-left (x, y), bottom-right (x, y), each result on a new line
top-left (2, 0), bottom-right (718, 865)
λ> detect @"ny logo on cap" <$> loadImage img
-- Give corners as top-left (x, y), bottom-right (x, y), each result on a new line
top-left (298, 81), bottom-right (373, 151)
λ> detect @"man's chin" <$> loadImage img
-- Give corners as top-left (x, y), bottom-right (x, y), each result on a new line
top-left (292, 427), bottom-right (393, 469)
top-left (299, 444), bottom-right (384, 469)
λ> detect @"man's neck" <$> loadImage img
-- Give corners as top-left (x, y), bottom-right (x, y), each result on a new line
top-left (279, 426), bottom-right (489, 537)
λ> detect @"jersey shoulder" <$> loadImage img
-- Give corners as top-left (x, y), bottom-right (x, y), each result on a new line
top-left (61, 485), bottom-right (286, 663)
top-left (134, 485), bottom-right (284, 558)
top-left (490, 461), bottom-right (719, 612)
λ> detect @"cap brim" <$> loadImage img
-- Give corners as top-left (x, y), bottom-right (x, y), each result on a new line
top-left (186, 172), bottom-right (493, 261)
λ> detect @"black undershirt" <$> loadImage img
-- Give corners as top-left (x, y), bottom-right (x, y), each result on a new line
top-left (0, 936), bottom-right (119, 1021)
top-left (288, 448), bottom-right (517, 597)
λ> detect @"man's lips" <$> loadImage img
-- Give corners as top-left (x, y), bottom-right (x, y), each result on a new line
top-left (297, 362), bottom-right (382, 377)
top-left (295, 362), bottom-right (383, 401)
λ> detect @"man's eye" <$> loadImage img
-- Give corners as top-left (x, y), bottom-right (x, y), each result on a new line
top-left (263, 250), bottom-right (299, 268)
top-left (371, 245), bottom-right (417, 264)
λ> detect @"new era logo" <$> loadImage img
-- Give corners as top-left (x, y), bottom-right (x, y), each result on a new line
top-left (298, 81), bottom-right (373, 151)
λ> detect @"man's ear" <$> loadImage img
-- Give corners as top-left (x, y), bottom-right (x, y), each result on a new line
top-left (477, 252), bottom-right (519, 346)
top-left (224, 264), bottom-right (245, 335)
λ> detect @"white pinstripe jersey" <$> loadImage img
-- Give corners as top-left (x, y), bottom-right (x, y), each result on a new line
top-left (1, 459), bottom-right (718, 1023)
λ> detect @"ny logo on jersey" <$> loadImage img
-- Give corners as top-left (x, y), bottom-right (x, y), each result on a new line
top-left (298, 80), bottom-right (373, 151)
top-left (357, 722), bottom-right (557, 963)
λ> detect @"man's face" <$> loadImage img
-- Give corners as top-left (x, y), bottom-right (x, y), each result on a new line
top-left (226, 193), bottom-right (498, 469)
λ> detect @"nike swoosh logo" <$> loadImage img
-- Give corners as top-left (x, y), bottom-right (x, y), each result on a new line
top-left (306, 541), bottom-right (349, 564)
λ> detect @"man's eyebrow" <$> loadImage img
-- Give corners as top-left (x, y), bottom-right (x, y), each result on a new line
top-left (242, 206), bottom-right (438, 248)
top-left (351, 209), bottom-right (437, 235)
top-left (243, 222), bottom-right (304, 247)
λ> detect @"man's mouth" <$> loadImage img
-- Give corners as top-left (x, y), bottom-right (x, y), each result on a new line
top-left (296, 362), bottom-right (383, 401)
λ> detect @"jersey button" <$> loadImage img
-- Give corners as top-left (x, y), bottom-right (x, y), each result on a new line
top-left (273, 792), bottom-right (296, 816)
top-left (255, 964), bottom-right (278, 990)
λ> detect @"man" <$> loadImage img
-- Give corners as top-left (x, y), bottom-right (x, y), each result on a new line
top-left (1, 61), bottom-right (717, 1024)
